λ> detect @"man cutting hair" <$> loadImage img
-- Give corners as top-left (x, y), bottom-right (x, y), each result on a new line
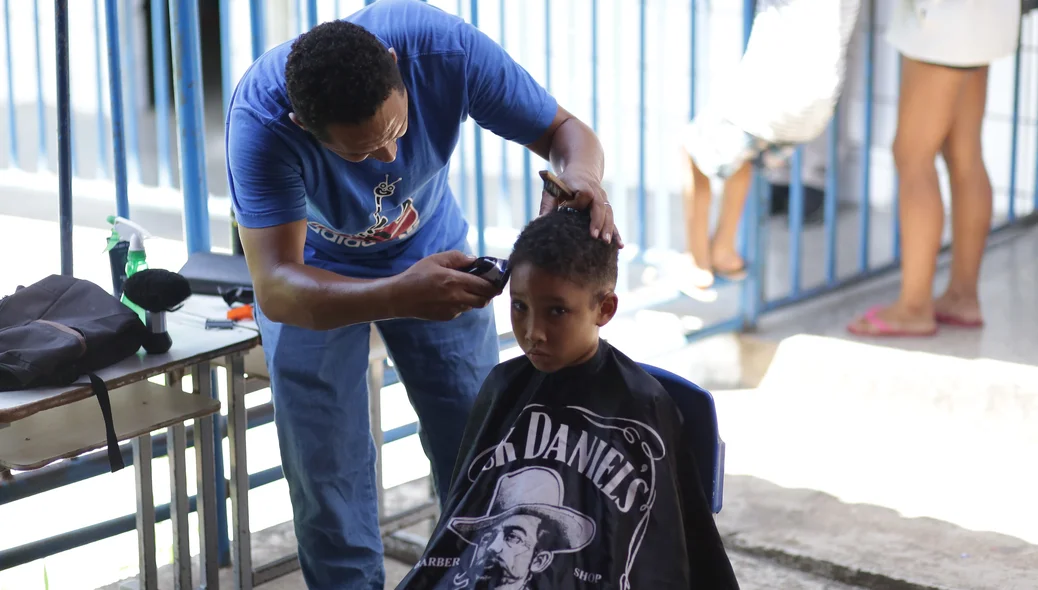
top-left (225, 0), bottom-right (615, 587)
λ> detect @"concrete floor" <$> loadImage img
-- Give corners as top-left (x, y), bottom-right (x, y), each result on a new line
top-left (645, 226), bottom-right (1038, 589)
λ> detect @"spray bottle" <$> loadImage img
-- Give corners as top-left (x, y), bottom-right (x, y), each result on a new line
top-left (104, 215), bottom-right (152, 323)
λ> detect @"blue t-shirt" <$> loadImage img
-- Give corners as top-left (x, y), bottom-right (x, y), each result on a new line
top-left (225, 0), bottom-right (557, 279)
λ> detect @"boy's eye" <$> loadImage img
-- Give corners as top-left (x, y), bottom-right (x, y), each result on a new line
top-left (550, 307), bottom-right (568, 316)
top-left (511, 300), bottom-right (527, 312)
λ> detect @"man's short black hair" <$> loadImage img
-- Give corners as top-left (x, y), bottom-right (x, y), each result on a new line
top-left (284, 20), bottom-right (405, 139)
top-left (509, 208), bottom-right (619, 295)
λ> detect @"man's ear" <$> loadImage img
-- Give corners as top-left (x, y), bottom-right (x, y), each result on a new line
top-left (288, 112), bottom-right (306, 130)
top-left (388, 47), bottom-right (398, 63)
top-left (596, 291), bottom-right (618, 327)
top-left (530, 551), bottom-right (554, 574)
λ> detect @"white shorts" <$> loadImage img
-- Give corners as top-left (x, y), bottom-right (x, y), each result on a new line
top-left (682, 109), bottom-right (795, 182)
top-left (886, 0), bottom-right (1020, 67)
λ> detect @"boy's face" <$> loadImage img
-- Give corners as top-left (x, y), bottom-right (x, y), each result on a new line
top-left (509, 262), bottom-right (618, 373)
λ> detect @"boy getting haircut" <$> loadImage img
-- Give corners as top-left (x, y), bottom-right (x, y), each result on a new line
top-left (398, 209), bottom-right (740, 590)
top-left (506, 208), bottom-right (620, 374)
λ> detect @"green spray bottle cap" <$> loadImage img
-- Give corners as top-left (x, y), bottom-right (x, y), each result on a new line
top-left (104, 215), bottom-right (153, 253)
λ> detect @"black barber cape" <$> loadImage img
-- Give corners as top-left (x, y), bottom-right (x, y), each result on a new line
top-left (397, 340), bottom-right (740, 590)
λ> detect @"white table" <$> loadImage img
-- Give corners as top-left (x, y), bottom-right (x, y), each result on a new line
top-left (0, 311), bottom-right (260, 590)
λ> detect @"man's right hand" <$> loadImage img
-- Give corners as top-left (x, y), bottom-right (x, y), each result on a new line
top-left (391, 251), bottom-right (503, 321)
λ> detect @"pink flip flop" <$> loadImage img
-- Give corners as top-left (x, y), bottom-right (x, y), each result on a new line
top-left (935, 312), bottom-right (984, 328)
top-left (847, 306), bottom-right (938, 337)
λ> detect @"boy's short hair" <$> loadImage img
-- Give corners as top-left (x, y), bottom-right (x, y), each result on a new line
top-left (509, 208), bottom-right (620, 294)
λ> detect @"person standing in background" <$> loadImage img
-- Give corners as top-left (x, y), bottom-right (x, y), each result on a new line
top-left (677, 0), bottom-right (862, 292)
top-left (848, 0), bottom-right (1021, 336)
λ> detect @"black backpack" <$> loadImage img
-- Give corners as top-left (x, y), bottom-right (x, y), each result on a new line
top-left (0, 275), bottom-right (148, 471)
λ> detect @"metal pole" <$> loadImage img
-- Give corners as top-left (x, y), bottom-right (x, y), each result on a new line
top-left (150, 0), bottom-right (171, 187)
top-left (251, 0), bottom-right (266, 59)
top-left (92, 0), bottom-right (109, 178)
top-left (1007, 34), bottom-right (1022, 222)
top-left (3, 0), bottom-right (18, 170)
top-left (858, 0), bottom-right (875, 272)
top-left (121, 0), bottom-right (141, 184)
top-left (33, 0), bottom-right (48, 170)
top-left (55, 0), bottom-right (73, 276)
top-left (169, 0), bottom-right (211, 253)
top-left (637, 0), bottom-right (647, 255)
top-left (470, 0), bottom-right (486, 256)
top-left (307, 0), bottom-right (317, 29)
top-left (105, 0), bottom-right (130, 219)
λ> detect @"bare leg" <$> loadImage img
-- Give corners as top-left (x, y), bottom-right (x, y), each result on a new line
top-left (849, 56), bottom-right (970, 335)
top-left (711, 162), bottom-right (752, 275)
top-left (935, 66), bottom-right (991, 325)
top-left (681, 152), bottom-right (716, 289)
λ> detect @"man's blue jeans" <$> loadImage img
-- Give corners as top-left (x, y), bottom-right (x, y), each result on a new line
top-left (255, 299), bottom-right (499, 589)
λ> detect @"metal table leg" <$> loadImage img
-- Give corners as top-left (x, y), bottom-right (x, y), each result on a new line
top-left (226, 352), bottom-right (252, 590)
top-left (133, 434), bottom-right (158, 590)
top-left (166, 372), bottom-right (192, 590)
top-left (168, 422), bottom-right (191, 589)
top-left (192, 361), bottom-right (220, 590)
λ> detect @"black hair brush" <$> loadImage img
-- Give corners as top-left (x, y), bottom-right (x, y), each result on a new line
top-left (122, 269), bottom-right (192, 354)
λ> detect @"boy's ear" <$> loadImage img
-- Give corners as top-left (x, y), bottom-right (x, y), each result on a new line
top-left (595, 292), bottom-right (619, 327)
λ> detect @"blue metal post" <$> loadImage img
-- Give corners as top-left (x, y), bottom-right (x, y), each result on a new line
top-left (456, 0), bottom-right (469, 217)
top-left (93, 0), bottom-right (109, 178)
top-left (121, 0), bottom-right (140, 184)
top-left (33, 0), bottom-right (48, 170)
top-left (591, 0), bottom-right (598, 132)
top-left (824, 113), bottom-right (839, 284)
top-left (220, 0), bottom-right (233, 117)
top-left (4, 0), bottom-right (19, 169)
top-left (250, 0), bottom-right (267, 59)
top-left (55, 0), bottom-right (72, 276)
top-left (858, 0), bottom-right (874, 272)
top-left (105, 0), bottom-right (130, 219)
top-left (736, 0), bottom-right (755, 264)
top-left (788, 147), bottom-right (804, 296)
top-left (170, 0), bottom-right (211, 254)
top-left (498, 0), bottom-right (510, 222)
top-left (738, 0), bottom-right (762, 329)
top-left (211, 369), bottom-right (231, 567)
top-left (637, 0), bottom-right (647, 255)
top-left (1007, 38), bottom-right (1022, 222)
top-left (740, 176), bottom-right (763, 329)
top-left (689, 0), bottom-right (696, 119)
top-left (544, 0), bottom-right (551, 91)
top-left (307, 0), bottom-right (318, 29)
top-left (150, 0), bottom-right (171, 187)
top-left (892, 57), bottom-right (901, 260)
top-left (471, 0), bottom-right (486, 256)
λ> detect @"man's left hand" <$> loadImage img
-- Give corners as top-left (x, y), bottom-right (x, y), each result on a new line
top-left (537, 170), bottom-right (623, 247)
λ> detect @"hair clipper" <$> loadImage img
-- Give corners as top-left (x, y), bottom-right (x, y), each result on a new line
top-left (463, 256), bottom-right (511, 291)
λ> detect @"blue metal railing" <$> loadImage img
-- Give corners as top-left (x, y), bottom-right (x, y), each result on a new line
top-left (2, 0), bottom-right (1038, 578)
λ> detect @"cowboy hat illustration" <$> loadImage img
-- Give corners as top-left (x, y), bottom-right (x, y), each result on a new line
top-left (448, 466), bottom-right (596, 553)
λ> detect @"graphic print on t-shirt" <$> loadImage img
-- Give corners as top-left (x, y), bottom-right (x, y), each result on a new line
top-left (422, 403), bottom-right (667, 590)
top-left (306, 174), bottom-right (420, 248)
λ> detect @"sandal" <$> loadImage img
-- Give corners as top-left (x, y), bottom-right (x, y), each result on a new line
top-left (712, 264), bottom-right (748, 283)
top-left (935, 312), bottom-right (984, 328)
top-left (847, 306), bottom-right (938, 337)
